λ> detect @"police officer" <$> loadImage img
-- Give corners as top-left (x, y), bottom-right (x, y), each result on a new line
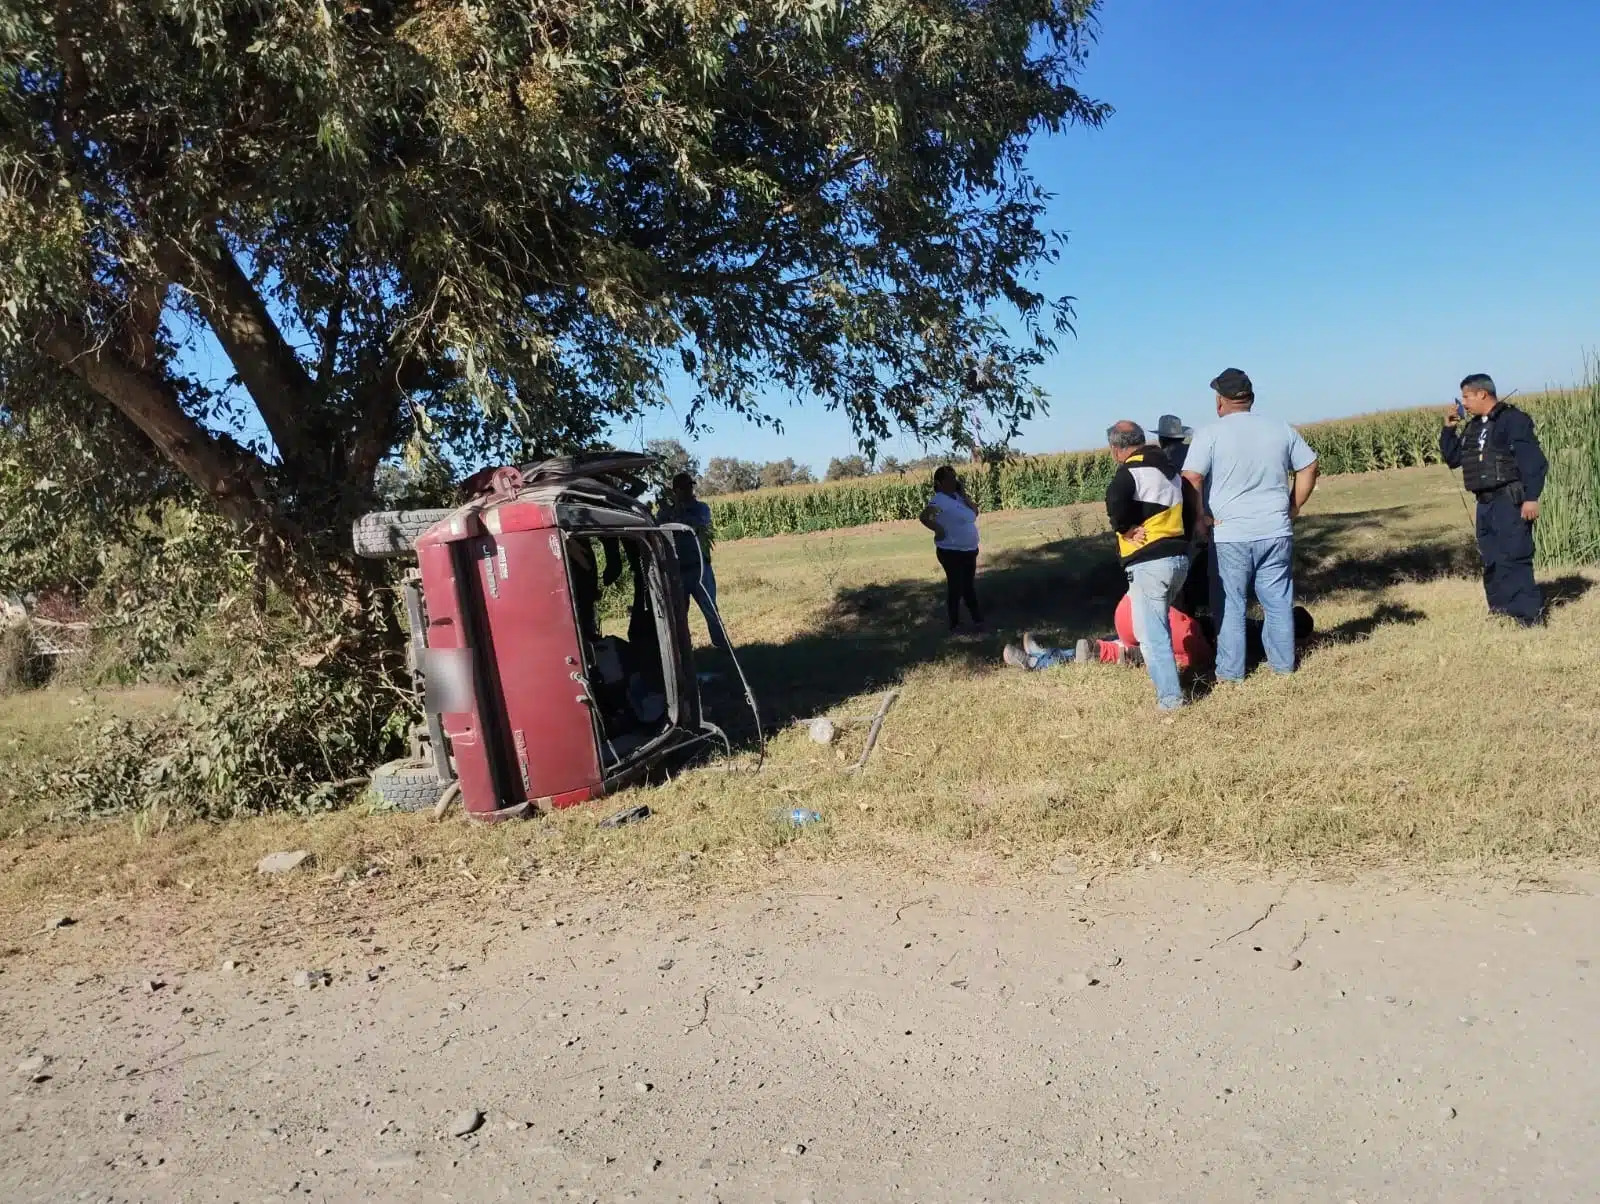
top-left (1439, 373), bottom-right (1548, 626)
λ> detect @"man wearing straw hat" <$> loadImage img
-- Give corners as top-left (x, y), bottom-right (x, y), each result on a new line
top-left (1156, 413), bottom-right (1208, 614)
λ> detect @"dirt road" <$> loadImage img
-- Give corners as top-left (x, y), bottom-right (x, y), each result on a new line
top-left (3, 867), bottom-right (1597, 1203)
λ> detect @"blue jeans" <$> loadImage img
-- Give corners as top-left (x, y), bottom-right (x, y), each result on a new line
top-left (682, 561), bottom-right (729, 649)
top-left (1127, 555), bottom-right (1189, 710)
top-left (1209, 537), bottom-right (1296, 680)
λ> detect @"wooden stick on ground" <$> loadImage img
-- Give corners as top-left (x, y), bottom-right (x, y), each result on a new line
top-left (432, 780), bottom-right (462, 821)
top-left (850, 689), bottom-right (900, 772)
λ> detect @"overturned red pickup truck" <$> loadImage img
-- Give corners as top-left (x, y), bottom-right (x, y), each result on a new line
top-left (353, 453), bottom-right (725, 822)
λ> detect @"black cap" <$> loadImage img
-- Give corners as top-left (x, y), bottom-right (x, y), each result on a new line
top-left (1210, 368), bottom-right (1253, 401)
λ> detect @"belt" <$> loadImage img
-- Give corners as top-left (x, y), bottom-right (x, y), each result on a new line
top-left (1475, 482), bottom-right (1524, 503)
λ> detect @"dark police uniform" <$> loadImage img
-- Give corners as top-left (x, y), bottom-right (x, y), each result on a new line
top-left (1439, 403), bottom-right (1548, 624)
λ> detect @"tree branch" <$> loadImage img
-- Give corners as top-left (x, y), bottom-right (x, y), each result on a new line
top-left (39, 319), bottom-right (312, 598)
top-left (346, 334), bottom-right (430, 488)
top-left (154, 231), bottom-right (320, 471)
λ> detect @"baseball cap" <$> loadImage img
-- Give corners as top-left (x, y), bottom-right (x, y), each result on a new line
top-left (1156, 414), bottom-right (1192, 440)
top-left (1210, 368), bottom-right (1253, 401)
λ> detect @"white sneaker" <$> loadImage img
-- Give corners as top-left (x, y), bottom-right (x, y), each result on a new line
top-left (1002, 643), bottom-right (1034, 670)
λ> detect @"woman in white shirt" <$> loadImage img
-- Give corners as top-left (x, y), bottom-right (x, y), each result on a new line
top-left (918, 465), bottom-right (985, 633)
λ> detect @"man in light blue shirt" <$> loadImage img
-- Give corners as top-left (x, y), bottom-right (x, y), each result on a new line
top-left (1180, 369), bottom-right (1320, 681)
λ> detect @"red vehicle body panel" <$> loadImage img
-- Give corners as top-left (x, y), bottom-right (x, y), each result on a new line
top-left (412, 475), bottom-right (701, 821)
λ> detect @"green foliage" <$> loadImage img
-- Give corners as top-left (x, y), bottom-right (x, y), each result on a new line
top-left (0, 393), bottom-right (190, 599)
top-left (1296, 408), bottom-right (1448, 475)
top-left (825, 455), bottom-right (871, 481)
top-left (3, 0), bottom-right (1111, 579)
top-left (879, 452), bottom-right (954, 475)
top-left (710, 452), bottom-right (1118, 537)
top-left (700, 455), bottom-right (815, 493)
top-left (758, 458), bottom-right (814, 489)
top-left (701, 456), bottom-right (763, 495)
top-left (0, 395), bottom-right (257, 682)
top-left (1532, 378), bottom-right (1600, 568)
top-left (645, 440), bottom-right (701, 492)
top-left (84, 509), bottom-right (258, 680)
top-left (57, 620), bottom-right (409, 820)
top-left (0, 623), bottom-right (41, 692)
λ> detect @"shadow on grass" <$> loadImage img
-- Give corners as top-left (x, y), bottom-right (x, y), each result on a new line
top-left (703, 503), bottom-right (1564, 741)
top-left (704, 528), bottom-right (1123, 734)
top-left (1292, 506), bottom-right (1479, 601)
top-left (1311, 601), bottom-right (1429, 647)
top-left (1544, 574), bottom-right (1595, 612)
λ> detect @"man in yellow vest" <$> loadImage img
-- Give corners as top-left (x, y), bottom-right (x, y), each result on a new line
top-left (1103, 420), bottom-right (1200, 710)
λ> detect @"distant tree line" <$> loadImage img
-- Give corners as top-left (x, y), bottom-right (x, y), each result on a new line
top-left (643, 439), bottom-right (980, 496)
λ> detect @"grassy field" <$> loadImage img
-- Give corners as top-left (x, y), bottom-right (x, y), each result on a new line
top-left (4, 463), bottom-right (1599, 926)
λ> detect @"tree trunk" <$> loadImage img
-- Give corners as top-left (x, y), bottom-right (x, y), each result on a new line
top-left (41, 322), bottom-right (325, 609)
top-left (154, 235), bottom-right (323, 476)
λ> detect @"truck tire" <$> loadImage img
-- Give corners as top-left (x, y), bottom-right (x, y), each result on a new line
top-left (370, 759), bottom-right (446, 813)
top-left (351, 510), bottom-right (454, 559)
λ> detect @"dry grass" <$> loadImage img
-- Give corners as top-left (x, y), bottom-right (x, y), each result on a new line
top-left (4, 465), bottom-right (1599, 932)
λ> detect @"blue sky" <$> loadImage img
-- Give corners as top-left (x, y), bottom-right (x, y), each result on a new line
top-left (620, 0), bottom-right (1600, 471)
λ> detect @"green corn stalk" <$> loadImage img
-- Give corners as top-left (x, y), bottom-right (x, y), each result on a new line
top-left (1532, 373), bottom-right (1600, 568)
top-left (702, 391), bottom-right (1594, 541)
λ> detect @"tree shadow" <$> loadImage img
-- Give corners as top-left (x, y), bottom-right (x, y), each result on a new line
top-left (698, 503), bottom-right (1531, 742)
top-left (702, 528), bottom-right (1124, 734)
top-left (1292, 507), bottom-right (1479, 601)
top-left (1182, 601), bottom-right (1429, 701)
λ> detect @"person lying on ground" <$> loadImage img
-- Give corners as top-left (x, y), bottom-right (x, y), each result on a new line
top-left (1004, 599), bottom-right (1314, 674)
top-left (1003, 593), bottom-right (1211, 671)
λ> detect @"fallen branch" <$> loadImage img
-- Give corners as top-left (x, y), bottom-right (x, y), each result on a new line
top-left (849, 689), bottom-right (899, 772)
top-left (432, 781), bottom-right (462, 821)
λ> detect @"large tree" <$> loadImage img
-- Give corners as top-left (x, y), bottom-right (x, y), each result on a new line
top-left (1, 0), bottom-right (1107, 598)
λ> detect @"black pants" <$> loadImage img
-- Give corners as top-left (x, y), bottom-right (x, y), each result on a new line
top-left (1476, 494), bottom-right (1542, 624)
top-left (1178, 540), bottom-right (1210, 616)
top-left (936, 548), bottom-right (983, 628)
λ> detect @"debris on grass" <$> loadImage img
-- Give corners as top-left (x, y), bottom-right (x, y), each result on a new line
top-left (256, 850), bottom-right (312, 875)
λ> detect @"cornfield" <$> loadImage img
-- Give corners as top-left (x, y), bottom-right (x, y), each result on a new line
top-left (1531, 375), bottom-right (1600, 568)
top-left (708, 452), bottom-right (1121, 540)
top-left (706, 389), bottom-right (1600, 566)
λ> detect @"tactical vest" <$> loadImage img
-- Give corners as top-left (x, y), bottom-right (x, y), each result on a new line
top-left (1459, 406), bottom-right (1522, 495)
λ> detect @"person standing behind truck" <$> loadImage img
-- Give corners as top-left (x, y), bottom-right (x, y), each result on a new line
top-left (657, 472), bottom-right (730, 650)
top-left (1181, 369), bottom-right (1319, 682)
top-left (1439, 373), bottom-right (1547, 626)
top-left (919, 465), bottom-right (986, 634)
